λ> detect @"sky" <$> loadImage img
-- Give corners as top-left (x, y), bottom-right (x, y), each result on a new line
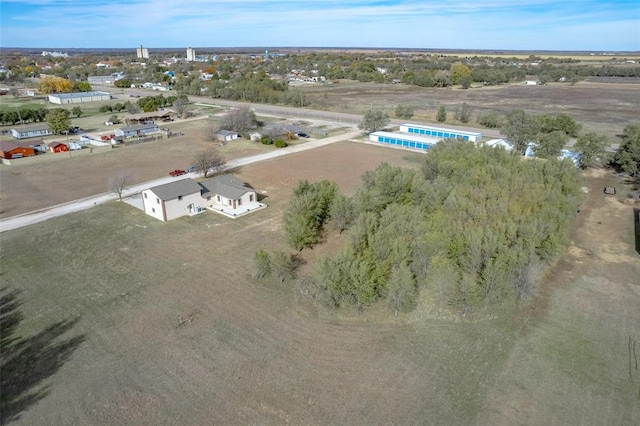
top-left (1, 0), bottom-right (639, 51)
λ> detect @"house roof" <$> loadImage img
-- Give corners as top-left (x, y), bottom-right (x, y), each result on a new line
top-left (148, 179), bottom-right (202, 201)
top-left (47, 141), bottom-right (67, 148)
top-left (200, 174), bottom-right (254, 200)
top-left (11, 124), bottom-right (51, 133)
top-left (125, 111), bottom-right (172, 121)
top-left (215, 129), bottom-right (237, 137)
top-left (118, 123), bottom-right (159, 132)
top-left (1, 140), bottom-right (42, 152)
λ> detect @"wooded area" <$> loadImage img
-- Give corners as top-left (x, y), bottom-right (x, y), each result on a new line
top-left (282, 141), bottom-right (583, 314)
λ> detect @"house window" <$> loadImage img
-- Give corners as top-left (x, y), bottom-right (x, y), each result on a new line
top-left (144, 193), bottom-right (147, 199)
top-left (217, 195), bottom-right (220, 202)
top-left (178, 195), bottom-right (183, 201)
top-left (249, 194), bottom-right (254, 202)
top-left (238, 198), bottom-right (242, 206)
top-left (152, 208), bottom-right (155, 213)
top-left (156, 198), bottom-right (160, 204)
top-left (207, 196), bottom-right (211, 201)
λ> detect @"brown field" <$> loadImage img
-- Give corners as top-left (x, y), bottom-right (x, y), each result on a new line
top-left (303, 78), bottom-right (640, 136)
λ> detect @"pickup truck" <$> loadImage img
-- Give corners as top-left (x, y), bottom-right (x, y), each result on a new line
top-left (169, 169), bottom-right (186, 177)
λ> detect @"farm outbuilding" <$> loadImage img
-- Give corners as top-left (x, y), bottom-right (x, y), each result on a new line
top-left (0, 141), bottom-right (36, 159)
top-left (11, 124), bottom-right (53, 139)
top-left (369, 131), bottom-right (437, 150)
top-left (399, 123), bottom-right (483, 142)
top-left (115, 123), bottom-right (159, 138)
top-left (215, 129), bottom-right (239, 142)
top-left (48, 91), bottom-right (111, 104)
top-left (47, 142), bottom-right (69, 153)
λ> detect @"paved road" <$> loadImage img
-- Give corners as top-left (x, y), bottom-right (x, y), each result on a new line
top-left (101, 85), bottom-right (503, 139)
top-left (0, 130), bottom-right (362, 233)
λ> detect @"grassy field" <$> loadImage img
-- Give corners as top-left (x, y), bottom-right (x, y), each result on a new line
top-left (2, 140), bottom-right (639, 425)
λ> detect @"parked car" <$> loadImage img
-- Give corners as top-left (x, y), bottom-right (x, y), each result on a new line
top-left (186, 165), bottom-right (197, 173)
top-left (297, 132), bottom-right (309, 138)
top-left (169, 169), bottom-right (186, 177)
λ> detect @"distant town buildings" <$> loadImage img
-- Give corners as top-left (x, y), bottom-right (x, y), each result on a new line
top-left (186, 47), bottom-right (196, 62)
top-left (136, 45), bottom-right (149, 59)
top-left (41, 51), bottom-right (68, 58)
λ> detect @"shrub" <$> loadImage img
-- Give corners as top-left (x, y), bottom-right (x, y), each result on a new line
top-left (274, 138), bottom-right (288, 148)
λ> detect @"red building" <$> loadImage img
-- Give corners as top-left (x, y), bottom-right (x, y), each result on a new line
top-left (47, 142), bottom-right (69, 153)
top-left (0, 141), bottom-right (36, 159)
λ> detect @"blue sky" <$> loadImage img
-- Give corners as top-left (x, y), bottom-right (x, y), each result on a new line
top-left (1, 0), bottom-right (638, 51)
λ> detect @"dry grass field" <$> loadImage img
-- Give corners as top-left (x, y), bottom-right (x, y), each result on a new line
top-left (303, 78), bottom-right (640, 136)
top-left (2, 140), bottom-right (639, 425)
top-left (2, 77), bottom-right (640, 425)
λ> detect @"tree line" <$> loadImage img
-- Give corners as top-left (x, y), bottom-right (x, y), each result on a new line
top-left (258, 140), bottom-right (583, 315)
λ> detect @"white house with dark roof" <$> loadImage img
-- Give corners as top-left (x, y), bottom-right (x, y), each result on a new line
top-left (115, 123), bottom-right (159, 138)
top-left (199, 174), bottom-right (261, 216)
top-left (11, 124), bottom-right (53, 139)
top-left (140, 175), bottom-right (264, 221)
top-left (141, 179), bottom-right (204, 221)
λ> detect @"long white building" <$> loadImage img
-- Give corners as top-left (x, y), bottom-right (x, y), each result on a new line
top-left (399, 123), bottom-right (483, 142)
top-left (48, 91), bottom-right (111, 104)
top-left (369, 131), bottom-right (438, 150)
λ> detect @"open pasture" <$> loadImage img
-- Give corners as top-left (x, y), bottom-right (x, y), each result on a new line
top-left (2, 140), bottom-right (639, 425)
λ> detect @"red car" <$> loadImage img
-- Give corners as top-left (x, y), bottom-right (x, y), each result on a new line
top-left (169, 169), bottom-right (186, 177)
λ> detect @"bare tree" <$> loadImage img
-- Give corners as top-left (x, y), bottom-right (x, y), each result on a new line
top-left (204, 121), bottom-right (222, 142)
top-left (221, 106), bottom-right (256, 133)
top-left (108, 170), bottom-right (132, 202)
top-left (172, 95), bottom-right (190, 118)
top-left (192, 148), bottom-right (225, 178)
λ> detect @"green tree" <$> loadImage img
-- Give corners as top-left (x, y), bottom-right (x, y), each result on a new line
top-left (138, 96), bottom-right (159, 112)
top-left (612, 123), bottom-right (640, 178)
top-left (329, 193), bottom-right (356, 233)
top-left (74, 81), bottom-right (92, 92)
top-left (574, 132), bottom-right (609, 168)
top-left (253, 249), bottom-right (271, 279)
top-left (436, 106), bottom-right (447, 123)
top-left (270, 251), bottom-right (294, 283)
top-left (455, 102), bottom-right (472, 124)
top-left (114, 78), bottom-right (132, 88)
top-left (71, 106), bottom-right (83, 118)
top-left (501, 109), bottom-right (539, 153)
top-left (450, 63), bottom-right (472, 86)
top-left (534, 130), bottom-right (567, 159)
top-left (386, 262), bottom-right (418, 316)
top-left (284, 180), bottom-right (337, 252)
top-left (359, 108), bottom-right (389, 134)
top-left (477, 111), bottom-right (502, 128)
top-left (395, 104), bottom-right (414, 119)
top-left (45, 108), bottom-right (71, 134)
